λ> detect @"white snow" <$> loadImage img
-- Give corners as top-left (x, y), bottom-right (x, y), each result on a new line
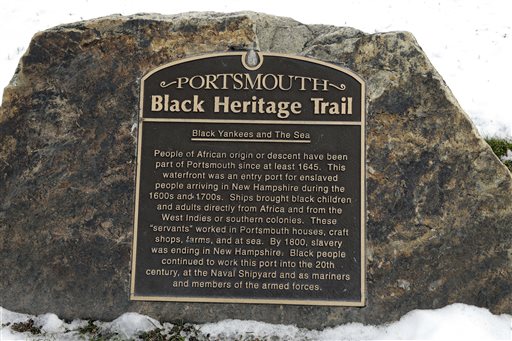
top-left (502, 149), bottom-right (512, 162)
top-left (200, 304), bottom-right (512, 340)
top-left (34, 313), bottom-right (65, 334)
top-left (106, 312), bottom-right (162, 339)
top-left (0, 0), bottom-right (511, 138)
top-left (0, 308), bottom-right (162, 340)
top-left (1, 304), bottom-right (511, 340)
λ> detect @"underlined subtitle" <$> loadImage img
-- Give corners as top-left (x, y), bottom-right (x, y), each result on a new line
top-left (190, 138), bottom-right (311, 143)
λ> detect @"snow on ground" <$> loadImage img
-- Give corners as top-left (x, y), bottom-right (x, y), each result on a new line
top-left (201, 304), bottom-right (512, 340)
top-left (502, 150), bottom-right (512, 162)
top-left (0, 0), bottom-right (511, 138)
top-left (1, 304), bottom-right (511, 340)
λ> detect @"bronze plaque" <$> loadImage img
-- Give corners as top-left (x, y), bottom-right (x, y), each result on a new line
top-left (131, 52), bottom-right (366, 306)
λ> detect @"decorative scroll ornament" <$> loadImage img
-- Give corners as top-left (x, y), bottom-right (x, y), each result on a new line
top-left (160, 81), bottom-right (176, 88)
top-left (329, 83), bottom-right (346, 91)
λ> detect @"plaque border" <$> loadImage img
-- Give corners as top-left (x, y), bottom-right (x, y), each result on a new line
top-left (130, 52), bottom-right (366, 307)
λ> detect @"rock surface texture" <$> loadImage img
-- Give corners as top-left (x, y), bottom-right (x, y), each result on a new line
top-left (0, 12), bottom-right (511, 328)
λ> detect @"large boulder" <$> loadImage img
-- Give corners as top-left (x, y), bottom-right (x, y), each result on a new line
top-left (0, 12), bottom-right (510, 328)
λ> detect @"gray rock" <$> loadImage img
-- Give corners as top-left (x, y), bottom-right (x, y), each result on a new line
top-left (0, 12), bottom-right (511, 329)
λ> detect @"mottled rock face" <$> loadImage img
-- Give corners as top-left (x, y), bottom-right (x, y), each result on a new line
top-left (0, 12), bottom-right (510, 328)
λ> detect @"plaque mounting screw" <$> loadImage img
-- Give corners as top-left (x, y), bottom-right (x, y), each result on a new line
top-left (241, 48), bottom-right (263, 70)
top-left (245, 49), bottom-right (260, 67)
